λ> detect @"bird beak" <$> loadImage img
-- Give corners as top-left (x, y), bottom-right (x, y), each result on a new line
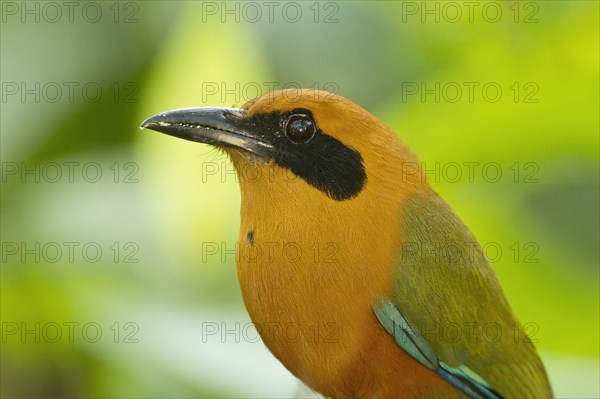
top-left (140, 107), bottom-right (273, 155)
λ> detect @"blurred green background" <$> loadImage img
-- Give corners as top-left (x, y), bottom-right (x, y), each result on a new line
top-left (1, 1), bottom-right (598, 398)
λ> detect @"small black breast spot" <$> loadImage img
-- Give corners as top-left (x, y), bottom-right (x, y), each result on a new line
top-left (247, 230), bottom-right (254, 245)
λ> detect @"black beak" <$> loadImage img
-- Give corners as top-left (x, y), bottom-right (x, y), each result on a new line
top-left (140, 107), bottom-right (273, 155)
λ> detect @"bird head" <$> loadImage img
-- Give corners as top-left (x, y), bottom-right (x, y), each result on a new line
top-left (141, 89), bottom-right (422, 207)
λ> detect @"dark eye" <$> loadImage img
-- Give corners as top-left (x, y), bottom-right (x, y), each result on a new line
top-left (284, 114), bottom-right (316, 144)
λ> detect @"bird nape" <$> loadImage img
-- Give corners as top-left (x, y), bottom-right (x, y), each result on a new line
top-left (141, 89), bottom-right (553, 399)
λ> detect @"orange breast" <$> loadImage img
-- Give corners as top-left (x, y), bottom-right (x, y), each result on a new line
top-left (233, 161), bottom-right (462, 398)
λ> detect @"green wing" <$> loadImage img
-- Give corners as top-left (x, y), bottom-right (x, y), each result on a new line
top-left (373, 189), bottom-right (553, 399)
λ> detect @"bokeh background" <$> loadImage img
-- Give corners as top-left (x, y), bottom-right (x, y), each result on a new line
top-left (1, 1), bottom-right (598, 398)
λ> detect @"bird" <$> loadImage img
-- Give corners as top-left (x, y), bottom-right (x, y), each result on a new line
top-left (141, 89), bottom-right (553, 399)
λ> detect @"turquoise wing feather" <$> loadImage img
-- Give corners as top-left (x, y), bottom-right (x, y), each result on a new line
top-left (373, 297), bottom-right (503, 399)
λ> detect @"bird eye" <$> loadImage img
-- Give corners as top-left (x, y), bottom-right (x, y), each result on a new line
top-left (283, 114), bottom-right (316, 144)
